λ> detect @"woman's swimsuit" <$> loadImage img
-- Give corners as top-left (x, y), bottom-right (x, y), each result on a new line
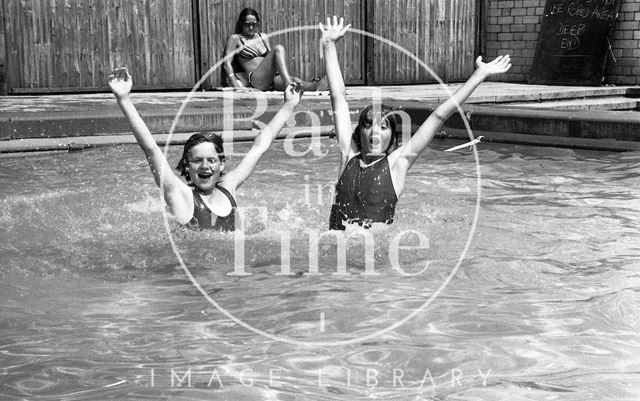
top-left (329, 155), bottom-right (398, 230)
top-left (188, 185), bottom-right (237, 231)
top-left (237, 34), bottom-right (270, 87)
top-left (238, 34), bottom-right (269, 59)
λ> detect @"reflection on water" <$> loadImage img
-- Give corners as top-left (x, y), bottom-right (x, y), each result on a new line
top-left (1, 140), bottom-right (639, 400)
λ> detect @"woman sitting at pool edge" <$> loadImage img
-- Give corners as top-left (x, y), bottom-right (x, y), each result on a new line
top-left (320, 16), bottom-right (512, 230)
top-left (107, 67), bottom-right (303, 231)
top-left (224, 7), bottom-right (326, 91)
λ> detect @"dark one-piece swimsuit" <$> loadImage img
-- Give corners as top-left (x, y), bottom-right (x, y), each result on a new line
top-left (329, 155), bottom-right (399, 230)
top-left (187, 185), bottom-right (237, 231)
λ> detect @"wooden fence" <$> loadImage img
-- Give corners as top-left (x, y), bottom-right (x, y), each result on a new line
top-left (0, 0), bottom-right (479, 93)
top-left (371, 0), bottom-right (477, 84)
top-left (1, 0), bottom-right (196, 92)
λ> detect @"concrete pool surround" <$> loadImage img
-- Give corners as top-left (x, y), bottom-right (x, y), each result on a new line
top-left (161, 23), bottom-right (483, 346)
top-left (2, 85), bottom-right (639, 153)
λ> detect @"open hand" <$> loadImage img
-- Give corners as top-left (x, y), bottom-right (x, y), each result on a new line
top-left (107, 67), bottom-right (133, 100)
top-left (284, 82), bottom-right (303, 106)
top-left (475, 55), bottom-right (512, 77)
top-left (320, 16), bottom-right (350, 44)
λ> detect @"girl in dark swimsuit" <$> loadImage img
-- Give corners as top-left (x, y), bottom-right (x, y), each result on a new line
top-left (224, 8), bottom-right (326, 91)
top-left (321, 16), bottom-right (512, 230)
top-left (108, 67), bottom-right (304, 231)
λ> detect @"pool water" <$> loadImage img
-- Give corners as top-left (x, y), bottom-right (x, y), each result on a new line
top-left (1, 139), bottom-right (639, 400)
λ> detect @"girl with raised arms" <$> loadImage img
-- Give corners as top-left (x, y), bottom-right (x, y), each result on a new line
top-left (320, 16), bottom-right (512, 230)
top-left (108, 67), bottom-right (303, 230)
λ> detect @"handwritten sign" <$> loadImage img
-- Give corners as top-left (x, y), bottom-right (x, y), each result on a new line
top-left (529, 0), bottom-right (621, 85)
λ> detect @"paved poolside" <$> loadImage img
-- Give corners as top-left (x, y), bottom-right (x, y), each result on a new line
top-left (1, 82), bottom-right (639, 152)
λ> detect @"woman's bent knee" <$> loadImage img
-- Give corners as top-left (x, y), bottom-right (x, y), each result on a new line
top-left (273, 44), bottom-right (285, 55)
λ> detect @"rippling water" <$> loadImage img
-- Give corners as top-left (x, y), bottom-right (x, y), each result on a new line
top-left (1, 139), bottom-right (639, 400)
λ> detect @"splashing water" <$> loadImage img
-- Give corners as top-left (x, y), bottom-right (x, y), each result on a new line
top-left (1, 139), bottom-right (639, 400)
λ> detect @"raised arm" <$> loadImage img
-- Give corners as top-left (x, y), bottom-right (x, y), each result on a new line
top-left (320, 16), bottom-right (353, 164)
top-left (223, 83), bottom-right (303, 190)
top-left (395, 55), bottom-right (512, 168)
top-left (107, 68), bottom-right (191, 220)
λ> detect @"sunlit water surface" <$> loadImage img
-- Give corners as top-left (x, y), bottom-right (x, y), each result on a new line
top-left (1, 139), bottom-right (639, 400)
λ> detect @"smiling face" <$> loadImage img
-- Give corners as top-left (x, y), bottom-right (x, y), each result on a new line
top-left (358, 109), bottom-right (394, 157)
top-left (186, 142), bottom-right (224, 194)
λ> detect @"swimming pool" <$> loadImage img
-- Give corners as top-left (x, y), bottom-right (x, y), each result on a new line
top-left (1, 138), bottom-right (639, 400)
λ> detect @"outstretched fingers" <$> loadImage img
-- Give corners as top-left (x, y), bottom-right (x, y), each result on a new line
top-left (491, 55), bottom-right (510, 65)
top-left (491, 55), bottom-right (512, 72)
top-left (490, 55), bottom-right (510, 64)
top-left (320, 16), bottom-right (351, 41)
top-left (476, 54), bottom-right (512, 74)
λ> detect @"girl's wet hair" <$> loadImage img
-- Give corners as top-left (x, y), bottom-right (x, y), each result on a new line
top-left (352, 104), bottom-right (401, 153)
top-left (176, 133), bottom-right (226, 181)
top-left (235, 8), bottom-right (260, 34)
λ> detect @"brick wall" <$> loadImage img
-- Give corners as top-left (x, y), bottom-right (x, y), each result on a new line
top-left (484, 0), bottom-right (640, 85)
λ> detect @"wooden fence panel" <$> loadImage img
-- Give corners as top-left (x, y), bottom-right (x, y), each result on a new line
top-left (199, 0), bottom-right (364, 87)
top-left (371, 0), bottom-right (477, 84)
top-left (1, 0), bottom-right (477, 92)
top-left (2, 0), bottom-right (195, 92)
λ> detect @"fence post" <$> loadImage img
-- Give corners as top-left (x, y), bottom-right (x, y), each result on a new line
top-left (0, 0), bottom-right (8, 95)
top-left (364, 0), bottom-right (375, 85)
